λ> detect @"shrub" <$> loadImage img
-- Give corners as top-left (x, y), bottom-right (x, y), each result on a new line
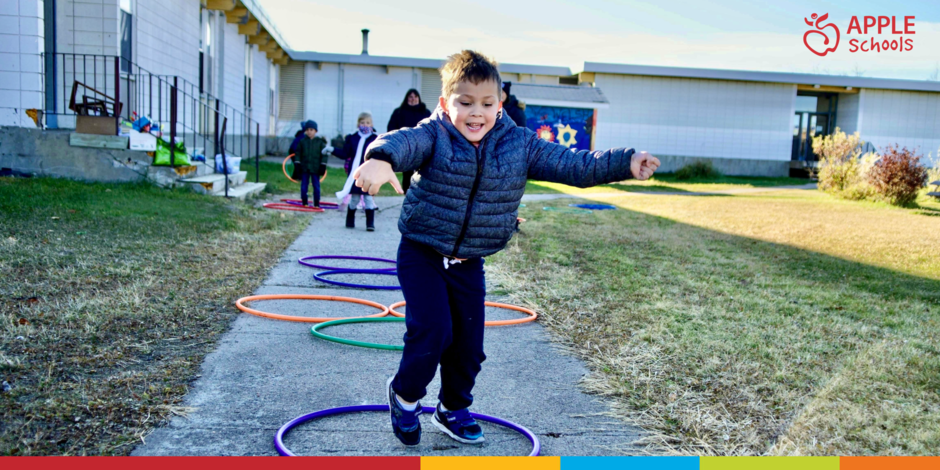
top-left (813, 128), bottom-right (870, 198)
top-left (867, 145), bottom-right (928, 206)
top-left (675, 160), bottom-right (720, 180)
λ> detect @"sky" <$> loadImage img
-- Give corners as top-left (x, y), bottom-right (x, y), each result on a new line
top-left (258, 0), bottom-right (940, 81)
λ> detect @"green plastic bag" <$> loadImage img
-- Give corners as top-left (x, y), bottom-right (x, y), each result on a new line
top-left (152, 138), bottom-right (191, 166)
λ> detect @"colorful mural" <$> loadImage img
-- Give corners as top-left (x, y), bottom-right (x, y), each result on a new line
top-left (524, 105), bottom-right (597, 151)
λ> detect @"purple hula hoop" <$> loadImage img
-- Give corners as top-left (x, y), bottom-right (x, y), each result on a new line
top-left (298, 255), bottom-right (397, 272)
top-left (313, 269), bottom-right (401, 290)
top-left (274, 404), bottom-right (540, 456)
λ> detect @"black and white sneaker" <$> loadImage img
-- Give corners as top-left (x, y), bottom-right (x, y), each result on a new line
top-left (387, 376), bottom-right (422, 446)
top-left (432, 402), bottom-right (485, 444)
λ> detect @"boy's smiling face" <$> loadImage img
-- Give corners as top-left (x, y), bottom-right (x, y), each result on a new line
top-left (440, 79), bottom-right (502, 145)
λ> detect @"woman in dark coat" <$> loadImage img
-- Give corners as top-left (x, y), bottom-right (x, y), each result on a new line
top-left (386, 89), bottom-right (431, 193)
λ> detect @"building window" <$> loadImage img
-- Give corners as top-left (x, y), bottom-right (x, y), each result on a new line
top-left (119, 0), bottom-right (132, 72)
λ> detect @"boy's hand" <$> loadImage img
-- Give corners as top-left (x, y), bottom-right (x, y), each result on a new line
top-left (353, 159), bottom-right (404, 195)
top-left (630, 151), bottom-right (660, 180)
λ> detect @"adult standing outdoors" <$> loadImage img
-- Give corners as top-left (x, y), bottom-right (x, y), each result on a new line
top-left (386, 89), bottom-right (431, 193)
top-left (501, 82), bottom-right (527, 128)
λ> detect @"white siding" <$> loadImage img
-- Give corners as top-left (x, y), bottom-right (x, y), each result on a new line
top-left (296, 63), bottom-right (421, 141)
top-left (301, 61), bottom-right (338, 139)
top-left (861, 89), bottom-right (940, 164)
top-left (420, 67), bottom-right (440, 109)
top-left (134, 0), bottom-right (199, 84)
top-left (249, 44), bottom-right (268, 136)
top-left (0, 0), bottom-right (44, 127)
top-left (219, 19), bottom-right (243, 109)
top-left (341, 64), bottom-right (415, 136)
top-left (54, 0), bottom-right (119, 56)
top-left (594, 74), bottom-right (794, 161)
top-left (276, 60), bottom-right (304, 138)
top-left (835, 92), bottom-right (860, 135)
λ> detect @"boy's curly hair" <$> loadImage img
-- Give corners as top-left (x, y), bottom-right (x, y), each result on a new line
top-left (440, 50), bottom-right (502, 99)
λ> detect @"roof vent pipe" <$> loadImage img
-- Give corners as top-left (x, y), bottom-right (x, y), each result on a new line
top-left (361, 29), bottom-right (370, 55)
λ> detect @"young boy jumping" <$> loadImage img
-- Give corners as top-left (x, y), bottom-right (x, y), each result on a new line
top-left (355, 50), bottom-right (660, 446)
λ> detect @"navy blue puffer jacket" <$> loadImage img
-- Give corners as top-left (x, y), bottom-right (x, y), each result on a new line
top-left (366, 107), bottom-right (635, 258)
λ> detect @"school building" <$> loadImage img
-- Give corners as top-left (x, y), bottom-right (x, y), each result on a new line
top-left (3, 4), bottom-right (939, 181)
top-left (278, 34), bottom-right (940, 177)
top-left (1, 0), bottom-right (289, 193)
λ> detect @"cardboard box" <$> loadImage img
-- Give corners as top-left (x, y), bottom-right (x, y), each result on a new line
top-left (75, 115), bottom-right (117, 136)
top-left (129, 129), bottom-right (158, 151)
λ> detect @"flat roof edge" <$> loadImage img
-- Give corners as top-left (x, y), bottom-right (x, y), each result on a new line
top-left (241, 0), bottom-right (291, 51)
top-left (583, 62), bottom-right (940, 93)
top-left (286, 51), bottom-right (570, 75)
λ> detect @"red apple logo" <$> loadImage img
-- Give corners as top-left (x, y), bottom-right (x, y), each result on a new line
top-left (804, 13), bottom-right (840, 56)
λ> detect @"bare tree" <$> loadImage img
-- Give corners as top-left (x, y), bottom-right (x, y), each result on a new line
top-left (928, 62), bottom-right (939, 81)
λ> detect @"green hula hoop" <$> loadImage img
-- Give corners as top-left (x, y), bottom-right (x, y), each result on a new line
top-left (310, 317), bottom-right (405, 350)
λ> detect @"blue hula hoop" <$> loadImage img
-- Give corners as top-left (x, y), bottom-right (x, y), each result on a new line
top-left (274, 404), bottom-right (540, 456)
top-left (569, 203), bottom-right (617, 210)
top-left (313, 269), bottom-right (402, 290)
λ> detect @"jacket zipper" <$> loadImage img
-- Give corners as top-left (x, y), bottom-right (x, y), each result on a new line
top-left (451, 137), bottom-right (488, 258)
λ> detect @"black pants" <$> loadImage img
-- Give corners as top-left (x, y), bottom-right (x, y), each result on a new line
top-left (391, 237), bottom-right (486, 411)
top-left (300, 171), bottom-right (320, 206)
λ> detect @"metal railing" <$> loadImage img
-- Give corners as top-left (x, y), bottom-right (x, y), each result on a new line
top-left (42, 53), bottom-right (261, 190)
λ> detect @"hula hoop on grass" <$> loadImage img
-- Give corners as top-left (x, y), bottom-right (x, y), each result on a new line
top-left (313, 269), bottom-right (402, 290)
top-left (298, 255), bottom-right (397, 272)
top-left (310, 317), bottom-right (404, 350)
top-left (274, 404), bottom-right (541, 456)
top-left (263, 203), bottom-right (324, 213)
top-left (542, 206), bottom-right (593, 214)
top-left (388, 300), bottom-right (537, 326)
top-left (281, 199), bottom-right (339, 209)
top-left (283, 155), bottom-right (328, 183)
top-left (569, 203), bottom-right (617, 210)
top-left (235, 294), bottom-right (388, 323)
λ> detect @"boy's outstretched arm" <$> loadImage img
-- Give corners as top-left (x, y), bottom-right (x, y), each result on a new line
top-left (525, 130), bottom-right (660, 186)
top-left (355, 120), bottom-right (437, 195)
top-left (365, 120), bottom-right (436, 173)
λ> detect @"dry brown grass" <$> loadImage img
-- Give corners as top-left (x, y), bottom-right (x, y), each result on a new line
top-left (488, 188), bottom-right (940, 455)
top-left (0, 177), bottom-right (308, 455)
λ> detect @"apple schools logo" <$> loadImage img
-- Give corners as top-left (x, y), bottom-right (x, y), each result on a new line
top-left (804, 13), bottom-right (840, 56)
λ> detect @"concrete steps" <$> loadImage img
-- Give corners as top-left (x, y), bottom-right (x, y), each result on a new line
top-left (222, 182), bottom-right (267, 200)
top-left (180, 171), bottom-right (247, 195)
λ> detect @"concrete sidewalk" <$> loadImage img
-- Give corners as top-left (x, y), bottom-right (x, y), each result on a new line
top-left (132, 197), bottom-right (641, 456)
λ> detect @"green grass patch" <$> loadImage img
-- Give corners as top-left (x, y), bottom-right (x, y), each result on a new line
top-left (524, 174), bottom-right (810, 195)
top-left (242, 159), bottom-right (404, 197)
top-left (490, 189), bottom-right (940, 455)
top-left (0, 176), bottom-right (309, 455)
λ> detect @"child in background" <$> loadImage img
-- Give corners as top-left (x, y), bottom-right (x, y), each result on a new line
top-left (355, 50), bottom-right (660, 446)
top-left (334, 112), bottom-right (379, 231)
top-left (293, 120), bottom-right (332, 207)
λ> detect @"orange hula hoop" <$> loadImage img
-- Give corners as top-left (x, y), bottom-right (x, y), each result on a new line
top-left (283, 154), bottom-right (327, 183)
top-left (236, 294), bottom-right (388, 323)
top-left (388, 300), bottom-right (537, 326)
